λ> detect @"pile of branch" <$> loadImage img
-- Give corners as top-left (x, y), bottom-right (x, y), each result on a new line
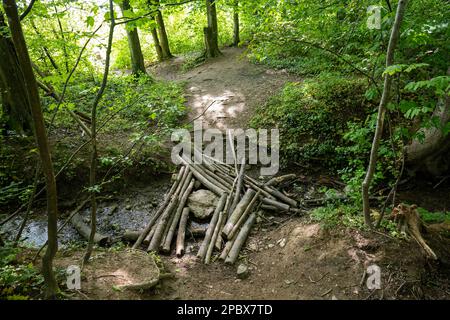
top-left (132, 155), bottom-right (299, 264)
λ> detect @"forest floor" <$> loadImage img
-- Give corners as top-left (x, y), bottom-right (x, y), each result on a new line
top-left (5, 46), bottom-right (450, 300)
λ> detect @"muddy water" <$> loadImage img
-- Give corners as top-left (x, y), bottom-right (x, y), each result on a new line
top-left (1, 176), bottom-right (173, 248)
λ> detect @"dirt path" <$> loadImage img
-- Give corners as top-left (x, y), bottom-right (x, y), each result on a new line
top-left (153, 47), bottom-right (297, 130)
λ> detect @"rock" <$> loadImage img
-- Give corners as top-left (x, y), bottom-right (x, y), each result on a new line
top-left (236, 264), bottom-right (249, 279)
top-left (125, 204), bottom-right (132, 210)
top-left (268, 244), bottom-right (274, 249)
top-left (188, 189), bottom-right (219, 220)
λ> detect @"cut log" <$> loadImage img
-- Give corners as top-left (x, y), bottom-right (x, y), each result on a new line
top-left (147, 167), bottom-right (190, 252)
top-left (230, 161), bottom-right (246, 214)
top-left (176, 207), bottom-right (190, 257)
top-left (264, 185), bottom-right (297, 208)
top-left (194, 163), bottom-right (231, 191)
top-left (122, 230), bottom-right (142, 242)
top-left (206, 208), bottom-right (226, 264)
top-left (265, 174), bottom-right (297, 187)
top-left (228, 191), bottom-right (261, 240)
top-left (219, 230), bottom-right (238, 260)
top-left (261, 197), bottom-right (290, 212)
top-left (222, 189), bottom-right (256, 239)
top-left (132, 166), bottom-right (186, 249)
top-left (225, 212), bottom-right (257, 264)
top-left (179, 157), bottom-right (225, 195)
top-left (162, 177), bottom-right (195, 253)
top-left (161, 172), bottom-right (194, 249)
top-left (144, 224), bottom-right (157, 246)
top-left (71, 213), bottom-right (110, 246)
top-left (197, 193), bottom-right (227, 262)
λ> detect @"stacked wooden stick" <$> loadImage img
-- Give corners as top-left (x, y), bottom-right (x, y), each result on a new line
top-left (132, 154), bottom-right (299, 264)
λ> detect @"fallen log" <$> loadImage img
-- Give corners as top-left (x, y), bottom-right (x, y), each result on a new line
top-left (261, 197), bottom-right (290, 212)
top-left (225, 212), bottom-right (257, 264)
top-left (264, 185), bottom-right (297, 208)
top-left (265, 174), bottom-right (297, 187)
top-left (122, 230), bottom-right (142, 242)
top-left (71, 213), bottom-right (110, 246)
top-left (176, 207), bottom-right (190, 257)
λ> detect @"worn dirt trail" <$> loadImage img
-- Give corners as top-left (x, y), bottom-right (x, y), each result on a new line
top-left (153, 47), bottom-right (297, 130)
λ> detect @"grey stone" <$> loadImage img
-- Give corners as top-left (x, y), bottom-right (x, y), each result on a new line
top-left (237, 264), bottom-right (249, 279)
top-left (188, 189), bottom-right (219, 220)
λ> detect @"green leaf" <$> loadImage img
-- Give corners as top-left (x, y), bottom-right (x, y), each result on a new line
top-left (86, 16), bottom-right (95, 27)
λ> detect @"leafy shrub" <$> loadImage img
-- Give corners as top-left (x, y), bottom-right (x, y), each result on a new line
top-left (0, 244), bottom-right (44, 299)
top-left (250, 73), bottom-right (372, 169)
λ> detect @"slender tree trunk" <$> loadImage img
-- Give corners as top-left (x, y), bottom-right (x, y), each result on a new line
top-left (83, 0), bottom-right (115, 264)
top-left (150, 26), bottom-right (163, 61)
top-left (232, 0), bottom-right (240, 47)
top-left (54, 5), bottom-right (70, 73)
top-left (2, 0), bottom-right (59, 298)
top-left (153, 0), bottom-right (173, 60)
top-left (0, 12), bottom-right (32, 134)
top-left (120, 0), bottom-right (146, 76)
top-left (361, 0), bottom-right (409, 227)
top-left (204, 0), bottom-right (221, 57)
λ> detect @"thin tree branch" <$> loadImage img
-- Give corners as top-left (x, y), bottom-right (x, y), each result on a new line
top-left (19, 0), bottom-right (36, 20)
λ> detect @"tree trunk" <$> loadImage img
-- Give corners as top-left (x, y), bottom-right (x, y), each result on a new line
top-left (83, 0), bottom-right (115, 265)
top-left (150, 0), bottom-right (172, 60)
top-left (120, 0), bottom-right (146, 76)
top-left (150, 26), bottom-right (163, 61)
top-left (361, 0), bottom-right (409, 227)
top-left (405, 69), bottom-right (450, 176)
top-left (2, 0), bottom-right (59, 298)
top-left (204, 0), bottom-right (221, 58)
top-left (232, 0), bottom-right (240, 47)
top-left (0, 12), bottom-right (32, 134)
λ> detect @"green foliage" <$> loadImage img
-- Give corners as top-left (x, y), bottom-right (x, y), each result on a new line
top-left (0, 244), bottom-right (44, 299)
top-left (417, 207), bottom-right (450, 224)
top-left (251, 73), bottom-right (372, 168)
top-left (311, 203), bottom-right (365, 230)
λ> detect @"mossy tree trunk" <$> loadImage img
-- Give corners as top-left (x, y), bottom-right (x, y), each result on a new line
top-left (232, 0), bottom-right (240, 47)
top-left (0, 12), bottom-right (32, 134)
top-left (150, 0), bottom-right (173, 60)
top-left (2, 0), bottom-right (59, 298)
top-left (204, 0), bottom-right (221, 58)
top-left (120, 0), bottom-right (146, 76)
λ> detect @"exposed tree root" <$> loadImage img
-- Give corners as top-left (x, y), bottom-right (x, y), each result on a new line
top-left (392, 204), bottom-right (438, 260)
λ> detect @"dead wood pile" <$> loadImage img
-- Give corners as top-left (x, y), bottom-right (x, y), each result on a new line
top-left (132, 155), bottom-right (299, 264)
